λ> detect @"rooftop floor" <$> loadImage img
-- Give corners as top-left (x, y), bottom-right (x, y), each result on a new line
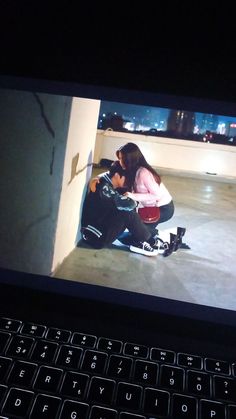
top-left (53, 168), bottom-right (236, 311)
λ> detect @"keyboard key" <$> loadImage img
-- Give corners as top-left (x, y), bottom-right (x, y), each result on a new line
top-left (143, 388), bottom-right (170, 417)
top-left (87, 376), bottom-right (115, 405)
top-left (214, 376), bottom-right (236, 402)
top-left (0, 318), bottom-right (22, 333)
top-left (30, 339), bottom-right (59, 363)
top-left (81, 350), bottom-right (108, 374)
top-left (46, 327), bottom-right (71, 343)
top-left (31, 340), bottom-right (58, 364)
top-left (60, 400), bottom-right (89, 419)
top-left (33, 366), bottom-right (63, 393)
top-left (90, 405), bottom-right (118, 418)
top-left (72, 332), bottom-right (97, 348)
top-left (186, 370), bottom-right (211, 397)
top-left (97, 337), bottom-right (122, 353)
top-left (2, 387), bottom-right (34, 417)
top-left (6, 335), bottom-right (34, 358)
top-left (7, 360), bottom-right (37, 387)
top-left (30, 394), bottom-right (61, 418)
top-left (106, 355), bottom-right (133, 380)
top-left (56, 345), bottom-right (82, 369)
top-left (120, 413), bottom-right (145, 418)
top-left (200, 399), bottom-right (226, 419)
top-left (228, 404), bottom-right (236, 419)
top-left (150, 347), bottom-right (175, 364)
top-left (232, 363), bottom-right (236, 377)
top-left (133, 360), bottom-right (158, 385)
top-left (20, 322), bottom-right (46, 338)
top-left (0, 385), bottom-right (8, 405)
top-left (60, 371), bottom-right (89, 399)
top-left (124, 343), bottom-right (148, 358)
top-left (0, 357), bottom-right (12, 381)
top-left (171, 393), bottom-right (197, 418)
top-left (116, 382), bottom-right (142, 411)
top-left (0, 332), bottom-right (11, 353)
top-left (178, 352), bottom-right (202, 369)
top-left (205, 358), bottom-right (230, 375)
top-left (160, 365), bottom-right (184, 391)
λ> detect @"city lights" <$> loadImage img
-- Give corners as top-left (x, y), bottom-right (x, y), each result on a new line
top-left (98, 101), bottom-right (236, 146)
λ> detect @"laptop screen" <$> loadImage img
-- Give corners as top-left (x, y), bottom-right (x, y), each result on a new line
top-left (0, 76), bottom-right (236, 320)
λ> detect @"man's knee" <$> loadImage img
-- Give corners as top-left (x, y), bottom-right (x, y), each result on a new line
top-left (81, 228), bottom-right (105, 249)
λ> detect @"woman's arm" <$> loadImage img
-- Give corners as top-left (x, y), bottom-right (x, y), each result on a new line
top-left (126, 168), bottom-right (162, 202)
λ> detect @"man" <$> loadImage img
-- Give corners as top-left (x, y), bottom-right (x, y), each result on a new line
top-left (87, 162), bottom-right (188, 256)
top-left (81, 162), bottom-right (158, 256)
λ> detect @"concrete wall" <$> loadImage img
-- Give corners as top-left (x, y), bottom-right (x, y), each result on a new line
top-left (51, 97), bottom-right (100, 273)
top-left (95, 130), bottom-right (236, 178)
top-left (0, 89), bottom-right (100, 276)
top-left (0, 88), bottom-right (72, 275)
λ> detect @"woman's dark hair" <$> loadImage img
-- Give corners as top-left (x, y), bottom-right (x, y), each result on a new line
top-left (108, 160), bottom-right (126, 179)
top-left (116, 142), bottom-right (161, 190)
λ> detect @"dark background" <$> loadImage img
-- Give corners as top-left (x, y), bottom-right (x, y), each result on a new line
top-left (1, 3), bottom-right (236, 103)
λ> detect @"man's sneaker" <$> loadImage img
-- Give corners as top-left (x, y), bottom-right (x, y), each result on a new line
top-left (130, 241), bottom-right (158, 257)
top-left (149, 235), bottom-right (169, 254)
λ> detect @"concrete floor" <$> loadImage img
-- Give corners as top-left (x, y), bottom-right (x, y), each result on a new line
top-left (53, 168), bottom-right (236, 311)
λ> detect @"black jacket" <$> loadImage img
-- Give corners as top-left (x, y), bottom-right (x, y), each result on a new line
top-left (81, 173), bottom-right (136, 240)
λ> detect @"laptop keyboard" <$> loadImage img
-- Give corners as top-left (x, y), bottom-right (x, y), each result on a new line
top-left (0, 317), bottom-right (235, 418)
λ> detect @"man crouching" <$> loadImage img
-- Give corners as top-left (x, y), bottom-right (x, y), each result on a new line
top-left (81, 162), bottom-right (158, 256)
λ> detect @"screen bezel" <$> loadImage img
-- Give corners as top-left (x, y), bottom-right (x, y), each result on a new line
top-left (1, 266), bottom-right (236, 332)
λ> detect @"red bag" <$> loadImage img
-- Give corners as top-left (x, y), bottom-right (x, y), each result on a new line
top-left (138, 206), bottom-right (160, 223)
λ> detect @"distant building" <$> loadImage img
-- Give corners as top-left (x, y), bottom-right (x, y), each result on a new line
top-left (228, 122), bottom-right (236, 137)
top-left (99, 113), bottom-right (127, 131)
top-left (167, 110), bottom-right (195, 136)
top-left (200, 114), bottom-right (219, 133)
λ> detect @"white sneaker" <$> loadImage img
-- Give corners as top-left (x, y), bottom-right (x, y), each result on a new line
top-left (130, 241), bottom-right (158, 257)
top-left (151, 235), bottom-right (169, 254)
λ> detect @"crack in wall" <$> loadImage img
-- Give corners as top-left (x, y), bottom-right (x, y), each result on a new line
top-left (33, 92), bottom-right (55, 138)
top-left (33, 92), bottom-right (55, 175)
top-left (50, 145), bottom-right (55, 175)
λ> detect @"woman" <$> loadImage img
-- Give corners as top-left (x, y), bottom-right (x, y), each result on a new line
top-left (116, 142), bottom-right (174, 235)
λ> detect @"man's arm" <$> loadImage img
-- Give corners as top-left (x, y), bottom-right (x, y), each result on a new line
top-left (100, 183), bottom-right (137, 211)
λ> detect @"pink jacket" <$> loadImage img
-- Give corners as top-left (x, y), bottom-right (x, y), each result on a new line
top-left (127, 167), bottom-right (172, 207)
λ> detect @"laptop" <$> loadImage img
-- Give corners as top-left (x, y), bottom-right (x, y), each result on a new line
top-left (0, 74), bottom-right (236, 419)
